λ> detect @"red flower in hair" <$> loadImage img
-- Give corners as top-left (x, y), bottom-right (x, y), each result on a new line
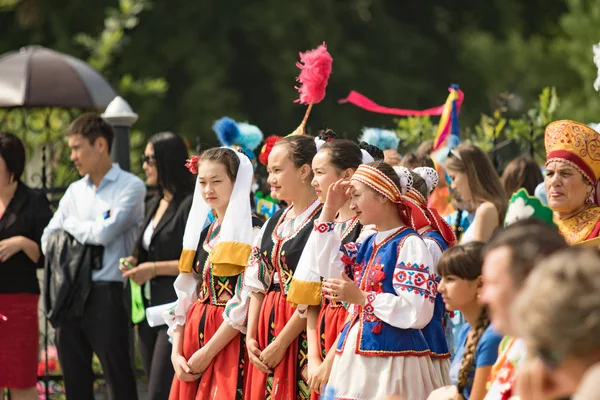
top-left (185, 155), bottom-right (200, 174)
top-left (259, 136), bottom-right (283, 166)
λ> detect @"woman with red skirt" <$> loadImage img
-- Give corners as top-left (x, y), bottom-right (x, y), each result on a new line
top-left (164, 147), bottom-right (261, 399)
top-left (244, 135), bottom-right (322, 399)
top-left (0, 132), bottom-right (52, 400)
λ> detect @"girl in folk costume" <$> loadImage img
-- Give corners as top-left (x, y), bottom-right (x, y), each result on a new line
top-left (244, 42), bottom-right (333, 400)
top-left (404, 167), bottom-right (457, 386)
top-left (286, 131), bottom-right (383, 398)
top-left (318, 161), bottom-right (439, 400)
top-left (166, 147), bottom-right (263, 400)
top-left (243, 135), bottom-right (322, 399)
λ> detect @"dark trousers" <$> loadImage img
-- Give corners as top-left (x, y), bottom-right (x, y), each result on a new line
top-left (55, 282), bottom-right (138, 400)
top-left (137, 318), bottom-right (174, 400)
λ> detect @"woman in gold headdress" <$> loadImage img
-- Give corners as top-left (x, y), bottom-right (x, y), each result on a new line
top-left (544, 120), bottom-right (600, 245)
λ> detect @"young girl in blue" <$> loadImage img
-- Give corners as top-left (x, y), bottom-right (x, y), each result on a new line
top-left (316, 162), bottom-right (439, 399)
top-left (431, 242), bottom-right (503, 400)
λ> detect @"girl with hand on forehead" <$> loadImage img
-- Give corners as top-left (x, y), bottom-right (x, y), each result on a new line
top-left (286, 130), bottom-right (383, 398)
top-left (316, 161), bottom-right (439, 400)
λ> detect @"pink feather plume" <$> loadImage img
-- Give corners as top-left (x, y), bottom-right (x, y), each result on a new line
top-left (294, 42), bottom-right (333, 105)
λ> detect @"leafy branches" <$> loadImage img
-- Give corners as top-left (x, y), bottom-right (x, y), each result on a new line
top-left (394, 116), bottom-right (437, 152)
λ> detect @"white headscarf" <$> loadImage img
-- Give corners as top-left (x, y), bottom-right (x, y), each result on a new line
top-left (179, 147), bottom-right (254, 276)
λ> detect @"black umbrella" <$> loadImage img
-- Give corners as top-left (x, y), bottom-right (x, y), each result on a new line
top-left (0, 45), bottom-right (116, 109)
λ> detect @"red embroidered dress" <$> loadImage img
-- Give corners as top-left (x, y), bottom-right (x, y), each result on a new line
top-left (168, 217), bottom-right (263, 400)
top-left (244, 200), bottom-right (322, 400)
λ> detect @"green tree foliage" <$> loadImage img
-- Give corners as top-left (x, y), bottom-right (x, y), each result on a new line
top-left (1, 0), bottom-right (598, 156)
top-left (394, 116), bottom-right (437, 153)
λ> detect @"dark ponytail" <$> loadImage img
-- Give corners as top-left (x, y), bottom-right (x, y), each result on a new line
top-left (359, 141), bottom-right (384, 160)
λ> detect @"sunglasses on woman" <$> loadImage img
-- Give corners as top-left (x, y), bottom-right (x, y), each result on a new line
top-left (142, 154), bottom-right (156, 165)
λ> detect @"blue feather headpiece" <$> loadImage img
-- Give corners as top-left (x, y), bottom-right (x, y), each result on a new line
top-left (212, 117), bottom-right (265, 169)
top-left (359, 128), bottom-right (399, 150)
top-left (236, 122), bottom-right (264, 151)
top-left (212, 117), bottom-right (241, 147)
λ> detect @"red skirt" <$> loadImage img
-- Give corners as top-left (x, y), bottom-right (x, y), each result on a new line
top-left (245, 290), bottom-right (309, 400)
top-left (316, 301), bottom-right (348, 359)
top-left (310, 302), bottom-right (348, 400)
top-left (0, 293), bottom-right (39, 389)
top-left (169, 301), bottom-right (246, 400)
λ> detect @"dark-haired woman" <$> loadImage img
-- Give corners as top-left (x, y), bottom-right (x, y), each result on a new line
top-left (0, 132), bottom-right (52, 400)
top-left (244, 135), bottom-right (322, 400)
top-left (120, 132), bottom-right (194, 400)
top-left (501, 155), bottom-right (543, 198)
top-left (446, 145), bottom-right (507, 243)
top-left (428, 243), bottom-right (502, 400)
top-left (287, 132), bottom-right (381, 398)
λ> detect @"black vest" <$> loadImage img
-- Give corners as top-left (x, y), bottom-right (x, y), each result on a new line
top-left (193, 216), bottom-right (264, 305)
top-left (260, 204), bottom-right (322, 294)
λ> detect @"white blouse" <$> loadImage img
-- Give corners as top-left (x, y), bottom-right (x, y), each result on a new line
top-left (141, 220), bottom-right (154, 251)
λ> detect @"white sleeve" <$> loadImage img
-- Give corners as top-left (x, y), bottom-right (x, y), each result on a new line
top-left (41, 186), bottom-right (73, 254)
top-left (314, 222), bottom-right (350, 280)
top-left (288, 230), bottom-right (323, 314)
top-left (367, 235), bottom-right (436, 329)
top-left (243, 222), bottom-right (272, 294)
top-left (222, 226), bottom-right (262, 333)
top-left (163, 272), bottom-right (201, 336)
top-left (423, 237), bottom-right (444, 275)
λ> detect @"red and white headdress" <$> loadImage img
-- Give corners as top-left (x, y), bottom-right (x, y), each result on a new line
top-left (404, 167), bottom-right (456, 246)
top-left (351, 164), bottom-right (410, 203)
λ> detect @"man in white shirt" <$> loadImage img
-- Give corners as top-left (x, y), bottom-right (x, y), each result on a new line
top-left (42, 113), bottom-right (146, 400)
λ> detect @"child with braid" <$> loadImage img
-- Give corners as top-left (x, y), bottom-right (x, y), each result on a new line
top-left (428, 242), bottom-right (503, 400)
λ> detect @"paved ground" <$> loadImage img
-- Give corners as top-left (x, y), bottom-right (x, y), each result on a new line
top-left (93, 380), bottom-right (149, 399)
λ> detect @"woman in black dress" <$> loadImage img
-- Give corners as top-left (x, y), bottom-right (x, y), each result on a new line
top-left (120, 132), bottom-right (194, 400)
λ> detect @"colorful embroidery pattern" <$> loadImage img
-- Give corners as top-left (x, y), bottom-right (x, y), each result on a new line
top-left (364, 292), bottom-right (377, 316)
top-left (314, 221), bottom-right (335, 233)
top-left (341, 242), bottom-right (359, 266)
top-left (393, 262), bottom-right (436, 302)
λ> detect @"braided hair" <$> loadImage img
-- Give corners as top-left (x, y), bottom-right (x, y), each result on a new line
top-left (437, 242), bottom-right (487, 398)
top-left (457, 307), bottom-right (491, 397)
